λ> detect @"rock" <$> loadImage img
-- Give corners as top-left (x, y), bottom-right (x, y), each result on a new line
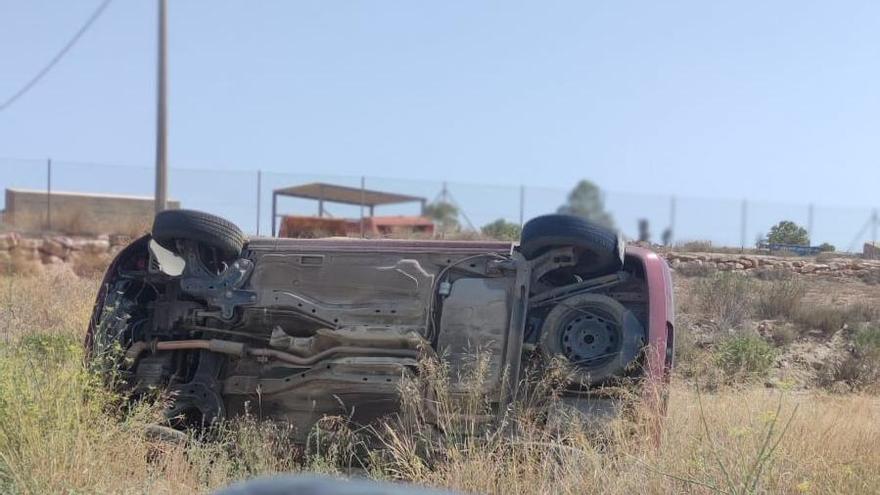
top-left (40, 253), bottom-right (63, 265)
top-left (40, 237), bottom-right (73, 259)
top-left (18, 238), bottom-right (41, 250)
top-left (78, 239), bottom-right (110, 254)
top-left (109, 234), bottom-right (132, 247)
top-left (0, 232), bottom-right (20, 250)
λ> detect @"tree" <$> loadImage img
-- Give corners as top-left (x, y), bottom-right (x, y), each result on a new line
top-left (818, 242), bottom-right (835, 252)
top-left (424, 201), bottom-right (459, 235)
top-left (481, 219), bottom-right (522, 241)
top-left (766, 220), bottom-right (809, 245)
top-left (557, 180), bottom-right (615, 228)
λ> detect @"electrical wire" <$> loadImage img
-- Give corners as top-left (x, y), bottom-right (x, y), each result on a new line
top-left (0, 0), bottom-right (114, 113)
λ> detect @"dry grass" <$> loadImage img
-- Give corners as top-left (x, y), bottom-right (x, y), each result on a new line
top-left (791, 302), bottom-right (880, 338)
top-left (688, 272), bottom-right (754, 330)
top-left (1, 271), bottom-right (879, 493)
top-left (753, 276), bottom-right (806, 320)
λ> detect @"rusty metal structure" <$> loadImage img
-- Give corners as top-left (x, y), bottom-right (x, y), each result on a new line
top-left (271, 182), bottom-right (428, 237)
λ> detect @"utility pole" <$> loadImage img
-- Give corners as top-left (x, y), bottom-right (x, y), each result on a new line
top-left (154, 0), bottom-right (168, 213)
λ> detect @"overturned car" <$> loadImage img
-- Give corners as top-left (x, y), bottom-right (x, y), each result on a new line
top-left (87, 210), bottom-right (674, 439)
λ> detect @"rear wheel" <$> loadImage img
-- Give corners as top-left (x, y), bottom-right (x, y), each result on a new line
top-left (152, 209), bottom-right (244, 260)
top-left (520, 214), bottom-right (623, 277)
top-left (540, 293), bottom-right (642, 386)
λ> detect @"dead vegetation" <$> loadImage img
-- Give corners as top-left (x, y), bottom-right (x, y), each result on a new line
top-left (1, 268), bottom-right (879, 493)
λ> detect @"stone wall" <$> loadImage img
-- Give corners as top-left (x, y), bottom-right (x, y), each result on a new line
top-left (665, 251), bottom-right (880, 281)
top-left (4, 232), bottom-right (880, 283)
top-left (0, 232), bottom-right (130, 276)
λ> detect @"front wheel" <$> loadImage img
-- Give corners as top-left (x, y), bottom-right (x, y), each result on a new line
top-left (151, 209), bottom-right (245, 260)
top-left (519, 214), bottom-right (623, 277)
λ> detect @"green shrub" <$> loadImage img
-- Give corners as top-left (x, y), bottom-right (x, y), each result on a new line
top-left (691, 272), bottom-right (754, 330)
top-left (676, 240), bottom-right (714, 252)
top-left (17, 333), bottom-right (80, 358)
top-left (855, 324), bottom-right (880, 351)
top-left (715, 334), bottom-right (776, 381)
top-left (765, 220), bottom-right (809, 245)
top-left (480, 219), bottom-right (522, 241)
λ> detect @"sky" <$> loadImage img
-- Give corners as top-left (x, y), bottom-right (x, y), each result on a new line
top-left (1, 1), bottom-right (880, 244)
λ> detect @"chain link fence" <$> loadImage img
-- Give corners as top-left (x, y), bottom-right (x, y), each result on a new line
top-left (1, 157), bottom-right (877, 253)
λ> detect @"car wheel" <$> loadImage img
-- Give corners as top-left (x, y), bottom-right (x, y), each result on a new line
top-left (152, 209), bottom-right (245, 260)
top-left (519, 214), bottom-right (623, 277)
top-left (540, 293), bottom-right (642, 385)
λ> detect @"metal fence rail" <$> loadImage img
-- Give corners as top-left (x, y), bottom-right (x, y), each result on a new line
top-left (1, 157), bottom-right (877, 253)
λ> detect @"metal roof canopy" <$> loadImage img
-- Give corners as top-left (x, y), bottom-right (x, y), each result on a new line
top-left (271, 182), bottom-right (427, 236)
top-left (274, 182), bottom-right (424, 206)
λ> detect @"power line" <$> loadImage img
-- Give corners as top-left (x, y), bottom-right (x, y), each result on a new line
top-left (0, 0), bottom-right (114, 113)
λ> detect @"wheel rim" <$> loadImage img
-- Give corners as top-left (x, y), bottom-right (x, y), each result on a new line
top-left (558, 308), bottom-right (621, 368)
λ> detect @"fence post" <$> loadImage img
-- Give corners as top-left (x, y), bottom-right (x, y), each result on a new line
top-left (873, 209), bottom-right (878, 250)
top-left (807, 203), bottom-right (814, 243)
top-left (669, 195), bottom-right (676, 245)
top-left (740, 199), bottom-right (748, 250)
top-left (518, 185), bottom-right (525, 226)
top-left (46, 158), bottom-right (52, 231)
top-left (360, 176), bottom-right (366, 238)
top-left (255, 170), bottom-right (262, 236)
top-left (271, 191), bottom-right (277, 237)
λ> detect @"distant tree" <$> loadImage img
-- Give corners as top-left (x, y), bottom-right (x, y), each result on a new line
top-left (481, 219), bottom-right (522, 241)
top-left (818, 242), bottom-right (836, 252)
top-left (766, 220), bottom-right (809, 245)
top-left (661, 228), bottom-right (672, 246)
top-left (637, 219), bottom-right (651, 243)
top-left (424, 201), bottom-right (459, 235)
top-left (557, 180), bottom-right (615, 228)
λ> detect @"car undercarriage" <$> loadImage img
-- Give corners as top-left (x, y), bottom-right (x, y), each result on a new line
top-left (87, 211), bottom-right (674, 440)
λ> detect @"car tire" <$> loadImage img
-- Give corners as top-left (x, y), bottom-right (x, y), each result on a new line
top-left (519, 214), bottom-right (623, 276)
top-left (152, 209), bottom-right (245, 260)
top-left (540, 293), bottom-right (642, 385)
